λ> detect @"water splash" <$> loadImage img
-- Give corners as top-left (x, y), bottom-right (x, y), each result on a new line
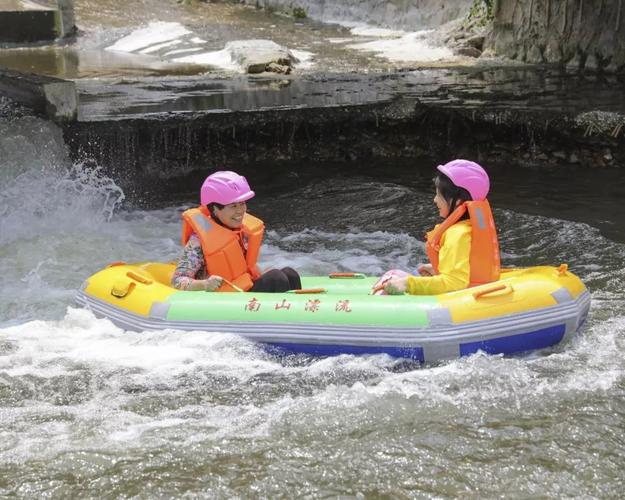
top-left (0, 118), bottom-right (125, 246)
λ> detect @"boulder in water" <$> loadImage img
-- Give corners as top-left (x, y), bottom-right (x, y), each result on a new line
top-left (226, 39), bottom-right (298, 74)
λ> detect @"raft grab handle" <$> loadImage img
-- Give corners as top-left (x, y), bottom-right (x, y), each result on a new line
top-left (126, 271), bottom-right (153, 285)
top-left (329, 273), bottom-right (366, 279)
top-left (473, 283), bottom-right (514, 300)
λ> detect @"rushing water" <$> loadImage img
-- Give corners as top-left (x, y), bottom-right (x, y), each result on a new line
top-left (1, 111), bottom-right (624, 497)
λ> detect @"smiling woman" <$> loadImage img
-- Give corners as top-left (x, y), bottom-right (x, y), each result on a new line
top-left (172, 170), bottom-right (302, 293)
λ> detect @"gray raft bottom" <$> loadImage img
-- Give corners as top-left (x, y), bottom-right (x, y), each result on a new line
top-left (75, 289), bottom-right (591, 363)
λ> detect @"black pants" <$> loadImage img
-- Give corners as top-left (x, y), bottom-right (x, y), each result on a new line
top-left (250, 267), bottom-right (301, 293)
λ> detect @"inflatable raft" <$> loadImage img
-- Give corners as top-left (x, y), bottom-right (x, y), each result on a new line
top-left (76, 263), bottom-right (590, 363)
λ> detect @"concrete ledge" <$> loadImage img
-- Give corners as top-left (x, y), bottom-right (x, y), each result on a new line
top-left (0, 67), bottom-right (77, 121)
top-left (0, 0), bottom-right (75, 43)
top-left (0, 9), bottom-right (59, 43)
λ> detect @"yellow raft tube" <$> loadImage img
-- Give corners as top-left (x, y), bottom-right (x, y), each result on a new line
top-left (76, 263), bottom-right (591, 362)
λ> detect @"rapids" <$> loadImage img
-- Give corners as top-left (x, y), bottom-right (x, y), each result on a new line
top-left (0, 111), bottom-right (624, 497)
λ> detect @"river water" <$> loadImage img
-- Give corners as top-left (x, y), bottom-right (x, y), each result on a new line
top-left (1, 108), bottom-right (624, 497)
top-left (1, 0), bottom-right (625, 495)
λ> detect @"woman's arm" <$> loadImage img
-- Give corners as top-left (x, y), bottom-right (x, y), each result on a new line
top-left (385, 224), bottom-right (471, 296)
top-left (406, 224), bottom-right (471, 295)
top-left (171, 236), bottom-right (223, 291)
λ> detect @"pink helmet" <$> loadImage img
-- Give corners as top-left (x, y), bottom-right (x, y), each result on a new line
top-left (436, 159), bottom-right (490, 201)
top-left (200, 171), bottom-right (255, 205)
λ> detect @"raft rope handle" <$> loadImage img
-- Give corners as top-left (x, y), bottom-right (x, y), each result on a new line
top-left (126, 271), bottom-right (153, 285)
top-left (557, 263), bottom-right (569, 276)
top-left (329, 273), bottom-right (366, 279)
top-left (472, 283), bottom-right (514, 300)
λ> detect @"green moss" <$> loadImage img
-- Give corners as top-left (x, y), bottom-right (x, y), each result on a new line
top-left (467, 0), bottom-right (494, 27)
top-left (292, 6), bottom-right (307, 19)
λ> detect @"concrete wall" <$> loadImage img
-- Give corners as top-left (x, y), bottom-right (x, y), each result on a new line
top-left (0, 68), bottom-right (77, 121)
top-left (0, 0), bottom-right (75, 43)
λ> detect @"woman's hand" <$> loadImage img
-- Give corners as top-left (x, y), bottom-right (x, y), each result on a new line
top-left (203, 275), bottom-right (224, 292)
top-left (417, 264), bottom-right (435, 276)
top-left (188, 275), bottom-right (223, 291)
top-left (384, 276), bottom-right (408, 295)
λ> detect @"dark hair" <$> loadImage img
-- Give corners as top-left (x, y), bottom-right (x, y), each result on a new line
top-left (434, 173), bottom-right (472, 215)
top-left (207, 202), bottom-right (224, 219)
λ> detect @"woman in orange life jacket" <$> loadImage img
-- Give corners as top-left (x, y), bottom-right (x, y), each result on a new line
top-left (171, 170), bottom-right (301, 293)
top-left (383, 159), bottom-right (500, 295)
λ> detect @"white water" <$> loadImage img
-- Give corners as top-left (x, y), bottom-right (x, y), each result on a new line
top-left (103, 20), bottom-right (456, 73)
top-left (1, 115), bottom-right (624, 496)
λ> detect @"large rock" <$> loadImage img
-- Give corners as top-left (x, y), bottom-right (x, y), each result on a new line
top-left (487, 0), bottom-right (625, 72)
top-left (226, 39), bottom-right (297, 74)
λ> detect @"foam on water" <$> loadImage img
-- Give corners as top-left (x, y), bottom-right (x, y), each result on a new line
top-left (101, 19), bottom-right (455, 73)
top-left (103, 21), bottom-right (316, 73)
top-left (106, 21), bottom-right (192, 53)
top-left (347, 30), bottom-right (455, 62)
top-left (322, 20), bottom-right (455, 63)
top-left (173, 47), bottom-right (241, 72)
top-left (0, 298), bottom-right (622, 461)
top-left (290, 49), bottom-right (315, 69)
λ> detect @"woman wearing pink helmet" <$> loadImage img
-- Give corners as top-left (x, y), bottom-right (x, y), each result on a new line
top-left (383, 159), bottom-right (500, 295)
top-left (172, 170), bottom-right (301, 293)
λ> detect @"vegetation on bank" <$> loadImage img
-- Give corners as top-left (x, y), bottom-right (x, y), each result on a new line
top-left (466, 0), bottom-right (494, 28)
top-left (178, 0), bottom-right (307, 19)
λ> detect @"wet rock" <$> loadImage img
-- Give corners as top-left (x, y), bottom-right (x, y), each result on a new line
top-left (465, 34), bottom-right (485, 51)
top-left (553, 150), bottom-right (566, 160)
top-left (569, 153), bottom-right (580, 164)
top-left (526, 45), bottom-right (544, 64)
top-left (226, 39), bottom-right (297, 74)
top-left (456, 46), bottom-right (482, 58)
top-left (487, 0), bottom-right (624, 72)
top-left (266, 62), bottom-right (292, 74)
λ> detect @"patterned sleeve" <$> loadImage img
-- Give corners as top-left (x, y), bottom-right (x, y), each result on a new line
top-left (171, 235), bottom-right (205, 290)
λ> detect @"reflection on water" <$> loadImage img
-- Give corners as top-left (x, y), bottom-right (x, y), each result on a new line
top-left (0, 47), bottom-right (210, 79)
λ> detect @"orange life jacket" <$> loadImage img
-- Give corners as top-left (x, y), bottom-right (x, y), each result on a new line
top-left (425, 199), bottom-right (500, 287)
top-left (181, 206), bottom-right (264, 292)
